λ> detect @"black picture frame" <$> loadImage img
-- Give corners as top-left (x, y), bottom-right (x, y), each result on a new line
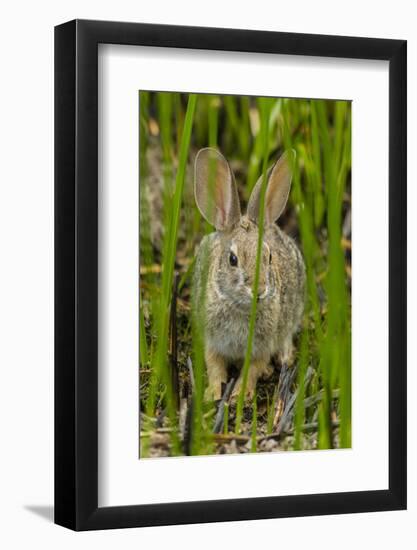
top-left (55, 19), bottom-right (407, 531)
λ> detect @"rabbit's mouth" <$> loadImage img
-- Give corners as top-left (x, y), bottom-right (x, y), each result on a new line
top-left (214, 275), bottom-right (275, 310)
top-left (257, 287), bottom-right (270, 301)
top-left (244, 286), bottom-right (268, 302)
top-left (245, 271), bottom-right (275, 303)
top-left (243, 284), bottom-right (273, 305)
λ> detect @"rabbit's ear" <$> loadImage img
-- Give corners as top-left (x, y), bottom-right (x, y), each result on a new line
top-left (247, 150), bottom-right (295, 226)
top-left (194, 148), bottom-right (241, 231)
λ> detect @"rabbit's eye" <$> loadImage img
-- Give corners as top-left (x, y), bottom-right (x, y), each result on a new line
top-left (229, 252), bottom-right (238, 267)
top-left (269, 253), bottom-right (272, 265)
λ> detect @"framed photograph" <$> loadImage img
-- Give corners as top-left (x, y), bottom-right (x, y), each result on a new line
top-left (55, 19), bottom-right (407, 530)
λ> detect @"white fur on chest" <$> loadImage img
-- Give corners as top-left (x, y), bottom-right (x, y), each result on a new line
top-left (209, 314), bottom-right (249, 360)
top-left (205, 297), bottom-right (279, 361)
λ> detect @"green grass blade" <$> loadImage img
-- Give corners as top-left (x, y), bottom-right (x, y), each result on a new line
top-left (235, 97), bottom-right (272, 433)
top-left (146, 94), bottom-right (197, 423)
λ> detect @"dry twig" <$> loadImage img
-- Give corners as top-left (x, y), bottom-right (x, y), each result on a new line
top-left (213, 378), bottom-right (236, 434)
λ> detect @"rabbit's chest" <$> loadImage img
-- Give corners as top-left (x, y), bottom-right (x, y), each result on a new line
top-left (205, 299), bottom-right (278, 360)
top-left (211, 316), bottom-right (250, 359)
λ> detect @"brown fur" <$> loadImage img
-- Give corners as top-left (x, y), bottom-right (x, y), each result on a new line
top-left (193, 149), bottom-right (305, 401)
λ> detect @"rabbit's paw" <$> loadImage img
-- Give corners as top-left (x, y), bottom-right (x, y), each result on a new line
top-left (260, 363), bottom-right (274, 380)
top-left (230, 380), bottom-right (255, 405)
top-left (204, 383), bottom-right (223, 402)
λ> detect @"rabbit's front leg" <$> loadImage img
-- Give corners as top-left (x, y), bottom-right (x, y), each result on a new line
top-left (204, 347), bottom-right (227, 401)
top-left (231, 359), bottom-right (267, 403)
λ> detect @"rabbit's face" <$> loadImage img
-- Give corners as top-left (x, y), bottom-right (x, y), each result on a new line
top-left (215, 217), bottom-right (276, 310)
top-left (194, 147), bottom-right (295, 310)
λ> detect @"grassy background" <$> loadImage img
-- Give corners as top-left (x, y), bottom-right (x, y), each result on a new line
top-left (139, 92), bottom-right (351, 458)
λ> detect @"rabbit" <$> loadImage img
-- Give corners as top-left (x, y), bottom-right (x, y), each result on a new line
top-left (192, 148), bottom-right (305, 403)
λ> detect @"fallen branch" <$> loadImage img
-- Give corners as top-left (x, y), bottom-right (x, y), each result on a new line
top-left (140, 264), bottom-right (162, 275)
top-left (212, 433), bottom-right (250, 444)
top-left (178, 397), bottom-right (188, 440)
top-left (303, 388), bottom-right (340, 409)
top-left (186, 356), bottom-right (195, 392)
top-left (140, 427), bottom-right (176, 438)
top-left (273, 362), bottom-right (296, 428)
top-left (182, 357), bottom-right (195, 456)
top-left (258, 420), bottom-right (340, 444)
top-left (274, 365), bottom-right (314, 432)
top-left (213, 378), bottom-right (236, 434)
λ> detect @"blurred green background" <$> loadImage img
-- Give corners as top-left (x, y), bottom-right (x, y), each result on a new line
top-left (139, 92), bottom-right (351, 458)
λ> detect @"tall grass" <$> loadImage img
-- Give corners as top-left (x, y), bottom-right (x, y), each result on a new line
top-left (281, 98), bottom-right (352, 448)
top-left (139, 92), bottom-right (351, 457)
top-left (144, 94), bottom-right (197, 433)
top-left (235, 97), bottom-right (272, 433)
